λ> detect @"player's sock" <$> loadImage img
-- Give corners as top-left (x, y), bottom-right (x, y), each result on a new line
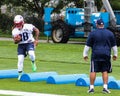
top-left (103, 84), bottom-right (107, 89)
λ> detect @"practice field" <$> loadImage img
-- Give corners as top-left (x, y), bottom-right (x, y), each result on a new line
top-left (0, 40), bottom-right (120, 96)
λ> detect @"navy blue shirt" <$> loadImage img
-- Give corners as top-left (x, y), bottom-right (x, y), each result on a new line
top-left (86, 28), bottom-right (116, 61)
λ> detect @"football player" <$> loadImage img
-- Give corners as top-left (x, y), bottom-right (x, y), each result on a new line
top-left (12, 15), bottom-right (40, 80)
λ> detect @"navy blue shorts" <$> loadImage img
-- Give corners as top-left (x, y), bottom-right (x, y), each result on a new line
top-left (90, 60), bottom-right (112, 73)
top-left (17, 43), bottom-right (34, 57)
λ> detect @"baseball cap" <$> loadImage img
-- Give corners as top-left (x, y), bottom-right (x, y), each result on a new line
top-left (96, 19), bottom-right (104, 25)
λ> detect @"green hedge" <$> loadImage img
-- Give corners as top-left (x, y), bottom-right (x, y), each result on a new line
top-left (0, 14), bottom-right (13, 34)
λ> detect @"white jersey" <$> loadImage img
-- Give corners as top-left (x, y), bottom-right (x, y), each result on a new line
top-left (12, 24), bottom-right (35, 44)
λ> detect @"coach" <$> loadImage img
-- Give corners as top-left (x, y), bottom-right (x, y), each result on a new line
top-left (83, 19), bottom-right (118, 94)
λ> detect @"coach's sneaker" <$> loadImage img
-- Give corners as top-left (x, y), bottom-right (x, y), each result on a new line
top-left (102, 88), bottom-right (111, 94)
top-left (87, 88), bottom-right (94, 93)
top-left (31, 62), bottom-right (37, 72)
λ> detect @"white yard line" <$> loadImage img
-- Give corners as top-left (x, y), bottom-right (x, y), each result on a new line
top-left (0, 90), bottom-right (65, 96)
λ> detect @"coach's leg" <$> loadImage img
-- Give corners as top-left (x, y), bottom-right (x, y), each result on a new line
top-left (102, 71), bottom-right (111, 93)
top-left (102, 71), bottom-right (108, 87)
top-left (87, 72), bottom-right (96, 93)
top-left (90, 72), bottom-right (96, 89)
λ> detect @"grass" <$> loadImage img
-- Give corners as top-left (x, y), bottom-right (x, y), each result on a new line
top-left (0, 40), bottom-right (120, 96)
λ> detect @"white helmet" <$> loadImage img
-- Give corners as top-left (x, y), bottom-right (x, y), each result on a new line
top-left (14, 15), bottom-right (24, 28)
top-left (14, 15), bottom-right (24, 23)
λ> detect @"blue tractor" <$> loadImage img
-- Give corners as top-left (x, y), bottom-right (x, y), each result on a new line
top-left (44, 0), bottom-right (120, 46)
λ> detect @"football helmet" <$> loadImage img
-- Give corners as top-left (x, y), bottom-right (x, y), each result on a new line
top-left (14, 15), bottom-right (24, 28)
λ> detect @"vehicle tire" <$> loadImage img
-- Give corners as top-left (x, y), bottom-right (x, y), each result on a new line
top-left (51, 19), bottom-right (70, 43)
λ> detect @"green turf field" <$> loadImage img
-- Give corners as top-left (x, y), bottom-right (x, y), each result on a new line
top-left (0, 40), bottom-right (120, 96)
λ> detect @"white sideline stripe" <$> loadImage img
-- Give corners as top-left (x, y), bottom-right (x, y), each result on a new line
top-left (0, 90), bottom-right (65, 96)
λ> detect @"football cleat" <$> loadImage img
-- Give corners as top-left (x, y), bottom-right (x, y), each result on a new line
top-left (18, 72), bottom-right (23, 80)
top-left (87, 88), bottom-right (94, 93)
top-left (31, 62), bottom-right (37, 72)
top-left (102, 88), bottom-right (111, 94)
